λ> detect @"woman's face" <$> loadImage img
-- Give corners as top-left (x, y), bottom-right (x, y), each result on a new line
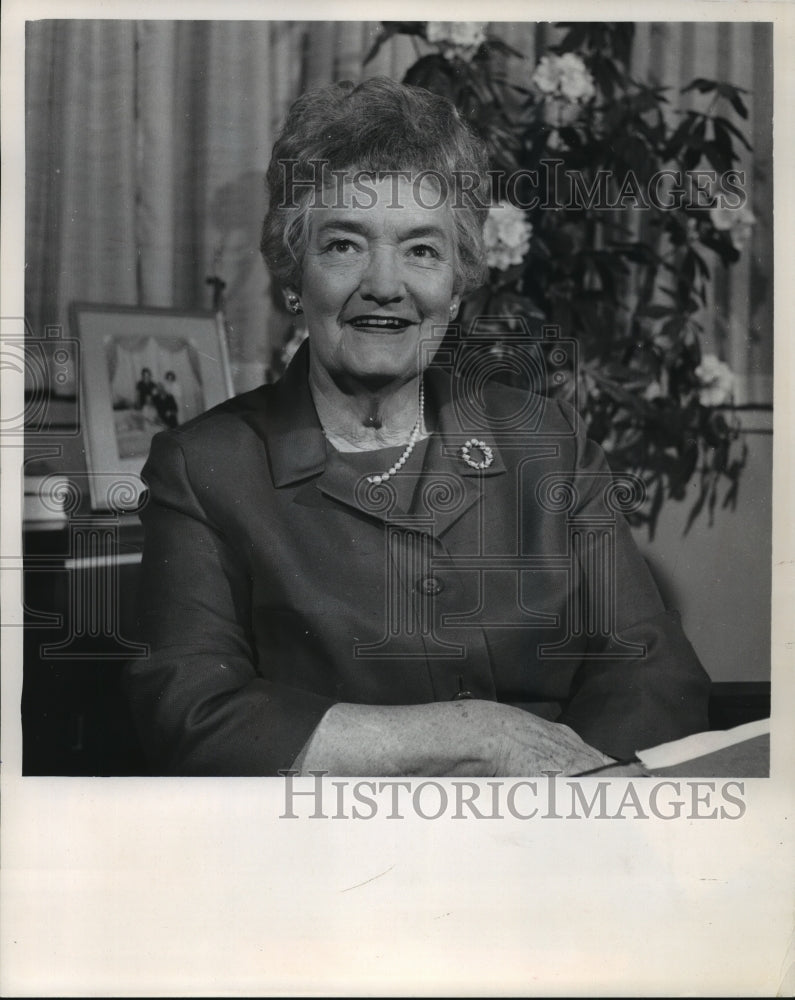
top-left (297, 174), bottom-right (458, 389)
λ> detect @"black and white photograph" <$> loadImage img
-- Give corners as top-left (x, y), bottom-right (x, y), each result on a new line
top-left (2, 2), bottom-right (793, 996)
top-left (109, 341), bottom-right (199, 450)
top-left (71, 303), bottom-right (232, 508)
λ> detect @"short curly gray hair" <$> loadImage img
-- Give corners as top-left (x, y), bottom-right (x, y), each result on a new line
top-left (260, 77), bottom-right (490, 296)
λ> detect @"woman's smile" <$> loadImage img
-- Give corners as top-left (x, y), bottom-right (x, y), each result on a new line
top-left (345, 314), bottom-right (415, 332)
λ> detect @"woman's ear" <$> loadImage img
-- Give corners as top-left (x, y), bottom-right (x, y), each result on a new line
top-left (283, 289), bottom-right (303, 315)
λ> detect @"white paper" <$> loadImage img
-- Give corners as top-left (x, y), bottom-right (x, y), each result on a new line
top-left (637, 718), bottom-right (770, 769)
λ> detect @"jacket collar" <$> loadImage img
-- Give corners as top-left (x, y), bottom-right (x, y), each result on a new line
top-left (259, 340), bottom-right (507, 485)
top-left (257, 340), bottom-right (507, 534)
top-left (259, 341), bottom-right (327, 487)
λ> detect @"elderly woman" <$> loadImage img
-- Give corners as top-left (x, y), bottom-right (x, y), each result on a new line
top-left (125, 77), bottom-right (710, 776)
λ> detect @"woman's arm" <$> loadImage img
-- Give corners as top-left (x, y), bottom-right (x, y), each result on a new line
top-left (129, 430), bottom-right (608, 777)
top-left (125, 431), bottom-right (333, 775)
top-left (552, 401), bottom-right (711, 758)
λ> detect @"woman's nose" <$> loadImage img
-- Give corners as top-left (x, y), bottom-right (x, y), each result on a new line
top-left (358, 247), bottom-right (405, 305)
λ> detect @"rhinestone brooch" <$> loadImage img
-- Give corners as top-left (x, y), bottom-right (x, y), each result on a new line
top-left (460, 438), bottom-right (494, 470)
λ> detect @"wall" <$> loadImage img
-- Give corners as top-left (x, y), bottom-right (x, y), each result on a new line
top-left (633, 411), bottom-right (772, 681)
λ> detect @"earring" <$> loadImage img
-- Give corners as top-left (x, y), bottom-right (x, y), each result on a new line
top-left (287, 295), bottom-right (302, 315)
top-left (450, 302), bottom-right (458, 318)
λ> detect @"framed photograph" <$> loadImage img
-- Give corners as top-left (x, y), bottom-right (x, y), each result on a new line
top-left (70, 302), bottom-right (234, 510)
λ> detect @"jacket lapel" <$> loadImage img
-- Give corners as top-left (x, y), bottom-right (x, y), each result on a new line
top-left (253, 341), bottom-right (326, 487)
top-left (413, 366), bottom-right (507, 538)
top-left (254, 341), bottom-right (509, 536)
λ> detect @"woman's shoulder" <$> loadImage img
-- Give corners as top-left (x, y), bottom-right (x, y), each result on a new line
top-left (166, 383), bottom-right (273, 437)
top-left (436, 367), bottom-right (578, 439)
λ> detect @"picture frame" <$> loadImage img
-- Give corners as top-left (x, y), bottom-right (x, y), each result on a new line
top-left (70, 302), bottom-right (235, 511)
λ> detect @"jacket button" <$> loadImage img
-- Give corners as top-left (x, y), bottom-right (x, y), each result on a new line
top-left (417, 574), bottom-right (444, 596)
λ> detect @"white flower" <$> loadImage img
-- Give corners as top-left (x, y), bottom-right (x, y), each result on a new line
top-left (709, 205), bottom-right (735, 230)
top-left (695, 354), bottom-right (735, 407)
top-left (483, 202), bottom-right (533, 271)
top-left (531, 55), bottom-right (561, 95)
top-left (643, 380), bottom-right (664, 402)
top-left (531, 53), bottom-right (595, 104)
top-left (709, 204), bottom-right (756, 252)
top-left (730, 214), bottom-right (755, 251)
top-left (558, 53), bottom-right (596, 103)
top-left (426, 22), bottom-right (488, 62)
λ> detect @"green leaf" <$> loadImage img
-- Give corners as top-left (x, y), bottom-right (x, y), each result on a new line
top-left (729, 92), bottom-right (749, 119)
top-left (664, 118), bottom-right (693, 158)
top-left (703, 132), bottom-right (735, 173)
top-left (635, 305), bottom-right (673, 319)
top-left (555, 23), bottom-right (589, 52)
top-left (364, 22), bottom-right (426, 64)
top-left (684, 481), bottom-right (708, 534)
top-left (714, 115), bottom-right (753, 151)
top-left (481, 37), bottom-right (525, 60)
top-left (609, 242), bottom-right (660, 265)
top-left (363, 27), bottom-right (393, 66)
top-left (659, 315), bottom-right (686, 342)
top-left (681, 77), bottom-right (719, 95)
top-left (722, 479), bottom-right (739, 509)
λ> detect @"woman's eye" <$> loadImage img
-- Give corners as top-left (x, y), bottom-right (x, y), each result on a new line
top-left (327, 239), bottom-right (356, 254)
top-left (410, 244), bottom-right (439, 259)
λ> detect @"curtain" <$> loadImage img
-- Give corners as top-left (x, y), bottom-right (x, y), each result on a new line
top-left (630, 21), bottom-right (773, 405)
top-left (25, 20), bottom-right (772, 402)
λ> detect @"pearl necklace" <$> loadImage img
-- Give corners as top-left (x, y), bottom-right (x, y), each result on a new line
top-left (366, 379), bottom-right (424, 485)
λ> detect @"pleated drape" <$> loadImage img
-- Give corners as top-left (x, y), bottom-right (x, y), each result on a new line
top-left (26, 21), bottom-right (139, 323)
top-left (630, 21), bottom-right (773, 405)
top-left (25, 20), bottom-right (772, 401)
top-left (134, 21), bottom-right (276, 387)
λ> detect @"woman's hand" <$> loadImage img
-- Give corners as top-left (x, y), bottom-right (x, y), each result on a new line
top-left (467, 701), bottom-right (613, 776)
top-left (294, 699), bottom-right (612, 777)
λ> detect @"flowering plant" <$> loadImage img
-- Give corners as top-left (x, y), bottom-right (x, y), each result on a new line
top-left (483, 202), bottom-right (533, 271)
top-left (366, 21), bottom-right (753, 533)
top-left (709, 204), bottom-right (756, 252)
top-left (695, 354), bottom-right (736, 407)
top-left (532, 52), bottom-right (596, 103)
top-left (425, 22), bottom-right (488, 62)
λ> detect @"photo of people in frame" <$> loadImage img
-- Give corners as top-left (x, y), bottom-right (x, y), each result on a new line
top-left (106, 334), bottom-right (204, 459)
